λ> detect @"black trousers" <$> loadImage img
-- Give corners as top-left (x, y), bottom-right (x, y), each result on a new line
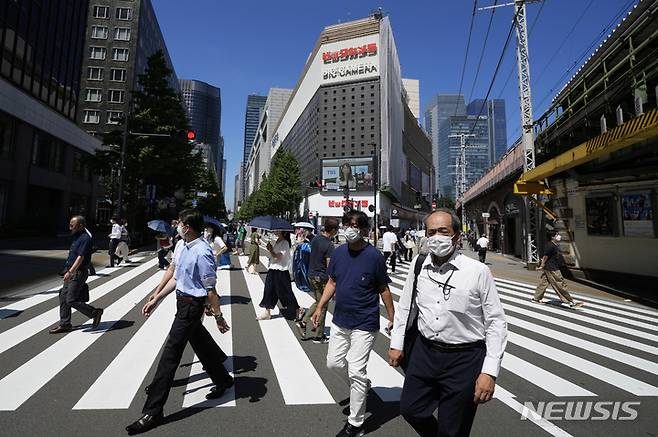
top-left (400, 336), bottom-right (486, 437)
top-left (260, 269), bottom-right (299, 319)
top-left (59, 270), bottom-right (96, 326)
top-left (143, 298), bottom-right (231, 415)
top-left (478, 248), bottom-right (487, 263)
top-left (383, 251), bottom-right (396, 272)
top-left (108, 238), bottom-right (120, 266)
top-left (157, 248), bottom-right (171, 269)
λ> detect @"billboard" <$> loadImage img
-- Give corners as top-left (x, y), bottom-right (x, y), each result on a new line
top-left (621, 192), bottom-right (654, 237)
top-left (322, 157), bottom-right (374, 192)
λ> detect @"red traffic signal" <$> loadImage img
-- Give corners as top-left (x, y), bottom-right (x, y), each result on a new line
top-left (186, 130), bottom-right (196, 140)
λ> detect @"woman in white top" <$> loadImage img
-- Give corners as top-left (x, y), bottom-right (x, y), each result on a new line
top-left (257, 231), bottom-right (304, 321)
top-left (204, 224), bottom-right (227, 264)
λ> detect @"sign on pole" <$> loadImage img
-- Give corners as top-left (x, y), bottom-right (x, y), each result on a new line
top-left (482, 212), bottom-right (490, 218)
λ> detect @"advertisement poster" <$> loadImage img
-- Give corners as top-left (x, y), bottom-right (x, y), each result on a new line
top-left (322, 157), bottom-right (374, 192)
top-left (621, 192), bottom-right (654, 238)
top-left (585, 196), bottom-right (616, 236)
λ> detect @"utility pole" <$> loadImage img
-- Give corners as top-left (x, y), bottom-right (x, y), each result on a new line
top-left (371, 143), bottom-right (379, 246)
top-left (115, 99), bottom-right (132, 217)
top-left (449, 133), bottom-right (475, 233)
top-left (479, 0), bottom-right (541, 268)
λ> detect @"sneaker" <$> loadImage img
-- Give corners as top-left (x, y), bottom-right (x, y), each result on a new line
top-left (295, 307), bottom-right (306, 322)
top-left (312, 336), bottom-right (329, 344)
top-left (336, 422), bottom-right (365, 437)
top-left (295, 320), bottom-right (307, 340)
top-left (530, 298), bottom-right (545, 304)
top-left (49, 324), bottom-right (73, 334)
top-left (569, 301), bottom-right (584, 309)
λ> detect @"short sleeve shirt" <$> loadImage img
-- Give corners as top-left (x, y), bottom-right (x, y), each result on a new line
top-left (66, 231), bottom-right (92, 269)
top-left (327, 243), bottom-right (391, 332)
top-left (269, 239), bottom-right (291, 271)
top-left (308, 234), bottom-right (335, 279)
top-left (543, 242), bottom-right (560, 271)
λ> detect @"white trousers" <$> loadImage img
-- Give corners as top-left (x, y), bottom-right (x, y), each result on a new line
top-left (326, 324), bottom-right (377, 427)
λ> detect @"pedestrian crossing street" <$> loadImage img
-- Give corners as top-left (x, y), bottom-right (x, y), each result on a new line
top-left (0, 253), bottom-right (657, 436)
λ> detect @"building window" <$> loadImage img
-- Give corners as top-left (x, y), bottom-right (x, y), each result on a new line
top-left (108, 89), bottom-right (125, 103)
top-left (112, 48), bottom-right (129, 61)
top-left (107, 111), bottom-right (123, 124)
top-left (116, 7), bottom-right (133, 20)
top-left (83, 110), bottom-right (101, 124)
top-left (114, 27), bottom-right (131, 41)
top-left (89, 46), bottom-right (106, 60)
top-left (110, 68), bottom-right (127, 82)
top-left (87, 67), bottom-right (104, 81)
top-left (586, 196), bottom-right (618, 236)
top-left (93, 5), bottom-right (110, 18)
top-left (85, 88), bottom-right (102, 102)
top-left (91, 26), bottom-right (108, 39)
top-left (31, 133), bottom-right (65, 172)
top-left (0, 114), bottom-right (16, 160)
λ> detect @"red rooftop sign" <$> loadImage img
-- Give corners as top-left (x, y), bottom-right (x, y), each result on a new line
top-left (322, 43), bottom-right (377, 64)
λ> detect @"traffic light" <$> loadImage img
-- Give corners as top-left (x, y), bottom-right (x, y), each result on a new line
top-left (186, 130), bottom-right (196, 141)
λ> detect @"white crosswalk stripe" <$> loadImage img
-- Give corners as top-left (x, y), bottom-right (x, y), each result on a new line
top-left (0, 252), bottom-right (656, 437)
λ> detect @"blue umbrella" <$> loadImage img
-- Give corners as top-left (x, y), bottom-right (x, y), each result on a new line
top-left (204, 216), bottom-right (222, 227)
top-left (147, 220), bottom-right (171, 234)
top-left (248, 215), bottom-right (293, 232)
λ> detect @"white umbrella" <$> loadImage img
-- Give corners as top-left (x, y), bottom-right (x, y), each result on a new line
top-left (293, 221), bottom-right (315, 230)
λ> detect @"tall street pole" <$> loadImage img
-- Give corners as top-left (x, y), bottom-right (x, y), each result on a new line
top-left (116, 98), bottom-right (132, 217)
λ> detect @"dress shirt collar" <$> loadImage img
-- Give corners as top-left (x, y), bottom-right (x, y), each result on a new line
top-left (183, 236), bottom-right (203, 249)
top-left (427, 249), bottom-right (463, 271)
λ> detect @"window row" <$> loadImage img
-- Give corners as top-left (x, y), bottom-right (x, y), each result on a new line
top-left (90, 26), bottom-right (131, 41)
top-left (83, 110), bottom-right (124, 124)
top-left (84, 88), bottom-right (126, 103)
top-left (89, 47), bottom-right (129, 61)
top-left (93, 6), bottom-right (132, 20)
top-left (87, 67), bottom-right (127, 81)
top-left (323, 85), bottom-right (376, 94)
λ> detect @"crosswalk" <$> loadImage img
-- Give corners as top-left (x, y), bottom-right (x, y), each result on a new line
top-left (0, 253), bottom-right (657, 436)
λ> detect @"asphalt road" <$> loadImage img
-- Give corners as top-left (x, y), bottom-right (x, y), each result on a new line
top-left (0, 252), bottom-right (656, 437)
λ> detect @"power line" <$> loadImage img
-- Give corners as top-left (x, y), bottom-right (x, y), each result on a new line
top-left (534, 0), bottom-right (636, 114)
top-left (454, 0), bottom-right (479, 115)
top-left (467, 0), bottom-right (498, 106)
top-left (468, 4), bottom-right (520, 136)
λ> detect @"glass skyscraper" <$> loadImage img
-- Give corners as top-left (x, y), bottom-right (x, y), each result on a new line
top-left (241, 94), bottom-right (266, 200)
top-left (467, 99), bottom-right (507, 163)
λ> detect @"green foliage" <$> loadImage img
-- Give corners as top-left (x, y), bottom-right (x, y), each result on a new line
top-left (435, 196), bottom-right (456, 210)
top-left (235, 150), bottom-right (303, 220)
top-left (193, 169), bottom-right (226, 218)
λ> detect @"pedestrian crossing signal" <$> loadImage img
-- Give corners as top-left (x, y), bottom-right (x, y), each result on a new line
top-left (186, 130), bottom-right (196, 140)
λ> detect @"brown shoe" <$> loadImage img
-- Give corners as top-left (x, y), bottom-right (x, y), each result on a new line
top-left (49, 324), bottom-right (73, 334)
top-left (92, 308), bottom-right (104, 329)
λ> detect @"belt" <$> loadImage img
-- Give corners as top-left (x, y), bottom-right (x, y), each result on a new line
top-left (421, 335), bottom-right (485, 352)
top-left (175, 292), bottom-right (206, 303)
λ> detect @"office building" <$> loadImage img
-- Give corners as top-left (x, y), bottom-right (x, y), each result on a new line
top-left (444, 115), bottom-right (490, 200)
top-left (0, 0), bottom-right (102, 232)
top-left (402, 78), bottom-right (420, 121)
top-left (179, 79), bottom-right (222, 184)
top-left (268, 13), bottom-right (434, 228)
top-left (77, 0), bottom-right (179, 136)
top-left (244, 88), bottom-right (293, 196)
top-left (424, 94), bottom-right (466, 192)
top-left (241, 94), bottom-right (267, 200)
top-left (467, 98), bottom-right (507, 162)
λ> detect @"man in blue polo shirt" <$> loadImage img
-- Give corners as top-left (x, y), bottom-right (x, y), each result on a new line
top-left (312, 211), bottom-right (395, 437)
top-left (49, 216), bottom-right (103, 334)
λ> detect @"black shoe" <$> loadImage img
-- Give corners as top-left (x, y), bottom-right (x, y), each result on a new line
top-left (92, 308), bottom-right (103, 329)
top-left (295, 320), bottom-right (307, 340)
top-left (125, 412), bottom-right (164, 435)
top-left (49, 324), bottom-right (73, 334)
top-left (336, 422), bottom-right (364, 437)
top-left (205, 378), bottom-right (234, 400)
top-left (312, 336), bottom-right (329, 344)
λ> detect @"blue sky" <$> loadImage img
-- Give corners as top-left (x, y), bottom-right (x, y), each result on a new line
top-left (152, 0), bottom-right (636, 210)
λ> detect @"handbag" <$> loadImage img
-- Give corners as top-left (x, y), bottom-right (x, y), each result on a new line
top-left (400, 253), bottom-right (427, 372)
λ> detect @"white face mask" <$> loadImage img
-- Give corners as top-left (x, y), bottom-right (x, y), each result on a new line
top-left (177, 224), bottom-right (186, 238)
top-left (344, 227), bottom-right (363, 243)
top-left (427, 235), bottom-right (455, 257)
top-left (554, 234), bottom-right (562, 242)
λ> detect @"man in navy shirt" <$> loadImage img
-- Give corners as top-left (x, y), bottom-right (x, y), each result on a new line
top-left (312, 211), bottom-right (395, 437)
top-left (49, 216), bottom-right (103, 334)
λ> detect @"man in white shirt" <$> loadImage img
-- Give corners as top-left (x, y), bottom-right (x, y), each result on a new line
top-left (388, 209), bottom-right (507, 437)
top-left (476, 234), bottom-right (489, 263)
top-left (382, 227), bottom-right (398, 272)
top-left (107, 218), bottom-right (122, 267)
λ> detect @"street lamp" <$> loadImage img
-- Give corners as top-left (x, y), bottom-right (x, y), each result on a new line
top-left (112, 99), bottom-right (132, 217)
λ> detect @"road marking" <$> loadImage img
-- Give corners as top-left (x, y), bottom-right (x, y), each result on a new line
top-left (288, 271), bottom-right (404, 402)
top-left (0, 257), bottom-right (145, 320)
top-left (0, 271), bottom-right (163, 411)
top-left (494, 277), bottom-right (658, 317)
top-left (182, 269), bottom-right (235, 408)
top-left (502, 353), bottom-right (596, 396)
top-left (73, 292), bottom-right (175, 410)
top-left (238, 256), bottom-right (334, 405)
top-left (493, 385), bottom-right (573, 437)
top-left (496, 286), bottom-right (658, 343)
top-left (508, 332), bottom-right (658, 396)
top-left (506, 314), bottom-right (658, 376)
top-left (0, 258), bottom-right (159, 355)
